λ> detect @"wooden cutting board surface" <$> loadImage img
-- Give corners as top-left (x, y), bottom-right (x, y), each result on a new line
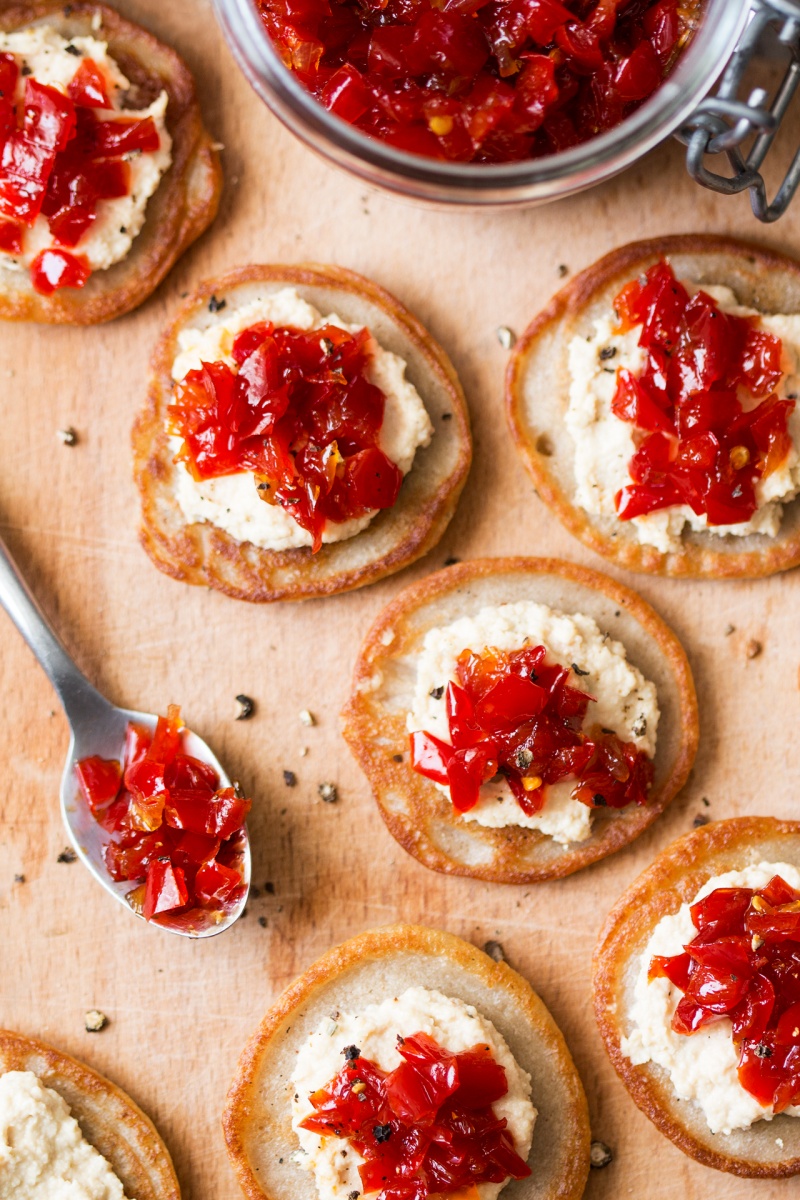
top-left (1, 2), bottom-right (799, 1196)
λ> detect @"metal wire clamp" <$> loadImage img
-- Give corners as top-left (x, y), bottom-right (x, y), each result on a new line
top-left (679, 0), bottom-right (800, 221)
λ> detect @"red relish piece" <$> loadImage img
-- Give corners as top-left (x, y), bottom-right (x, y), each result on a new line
top-left (67, 58), bottom-right (111, 109)
top-left (255, 0), bottom-right (694, 163)
top-left (609, 260), bottom-right (794, 528)
top-left (75, 705), bottom-right (251, 921)
top-left (651, 874), bottom-right (800, 1110)
top-left (75, 755), bottom-right (123, 813)
top-left (300, 1029), bottom-right (531, 1197)
top-left (411, 643), bottom-right (653, 818)
top-left (168, 322), bottom-right (404, 552)
top-left (0, 51), bottom-right (162, 290)
top-left (30, 248), bottom-right (90, 294)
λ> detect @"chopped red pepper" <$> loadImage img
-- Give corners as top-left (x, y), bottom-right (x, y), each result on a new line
top-left (67, 58), bottom-right (111, 110)
top-left (75, 705), bottom-right (250, 930)
top-left (652, 876), bottom-right (800, 1111)
top-left (610, 260), bottom-right (795, 527)
top-left (74, 756), bottom-right (122, 814)
top-left (168, 322), bottom-right (404, 552)
top-left (256, 0), bottom-right (700, 163)
top-left (0, 49), bottom-right (163, 292)
top-left (300, 1031), bottom-right (531, 1198)
top-left (410, 643), bottom-right (653, 817)
top-left (143, 857), bottom-right (188, 920)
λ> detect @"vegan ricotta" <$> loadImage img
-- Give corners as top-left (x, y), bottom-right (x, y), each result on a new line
top-left (406, 600), bottom-right (658, 845)
top-left (0, 1069), bottom-right (130, 1199)
top-left (169, 288), bottom-right (434, 551)
top-left (290, 986), bottom-right (536, 1200)
top-left (566, 283), bottom-right (800, 553)
top-left (620, 861), bottom-right (800, 1135)
top-left (0, 24), bottom-right (172, 273)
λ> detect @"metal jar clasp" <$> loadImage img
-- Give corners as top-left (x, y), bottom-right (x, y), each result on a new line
top-left (679, 0), bottom-right (800, 221)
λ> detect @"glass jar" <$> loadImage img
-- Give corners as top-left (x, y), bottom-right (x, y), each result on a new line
top-left (212, 0), bottom-right (749, 207)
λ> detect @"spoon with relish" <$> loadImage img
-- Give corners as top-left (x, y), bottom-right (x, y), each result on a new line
top-left (0, 533), bottom-right (251, 938)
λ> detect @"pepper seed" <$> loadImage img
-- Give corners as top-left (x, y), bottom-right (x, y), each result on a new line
top-left (590, 1140), bottom-right (613, 1169)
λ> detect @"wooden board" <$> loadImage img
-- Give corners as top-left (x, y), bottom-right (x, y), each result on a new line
top-left (0, 2), bottom-right (799, 1197)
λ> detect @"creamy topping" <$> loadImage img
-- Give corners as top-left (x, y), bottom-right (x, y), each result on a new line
top-left (566, 283), bottom-right (800, 552)
top-left (0, 24), bottom-right (172, 272)
top-left (169, 288), bottom-right (434, 551)
top-left (0, 1070), bottom-right (130, 1199)
top-left (290, 986), bottom-right (535, 1200)
top-left (406, 600), bottom-right (658, 844)
top-left (621, 861), bottom-right (800, 1134)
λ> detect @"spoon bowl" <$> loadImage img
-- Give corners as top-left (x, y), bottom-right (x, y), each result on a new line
top-left (0, 534), bottom-right (250, 938)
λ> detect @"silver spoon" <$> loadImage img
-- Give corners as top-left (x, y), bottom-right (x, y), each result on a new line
top-left (0, 533), bottom-right (250, 938)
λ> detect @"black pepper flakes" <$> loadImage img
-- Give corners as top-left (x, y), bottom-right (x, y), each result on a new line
top-left (343, 1044), bottom-right (361, 1060)
top-left (599, 345), bottom-right (617, 361)
top-left (283, 770), bottom-right (297, 787)
top-left (208, 294), bottom-right (227, 314)
top-left (57, 426), bottom-right (78, 446)
top-left (590, 1140), bottom-right (613, 1169)
top-left (21, 65), bottom-right (32, 76)
top-left (319, 782), bottom-right (338, 803)
top-left (514, 747), bottom-right (533, 771)
top-left (13, 874), bottom-right (24, 884)
top-left (373, 1124), bottom-right (392, 1143)
top-left (348, 1192), bottom-right (360, 1200)
top-left (592, 794), bottom-right (608, 807)
top-left (258, 916), bottom-right (268, 928)
top-left (65, 43), bottom-right (81, 55)
top-left (392, 753), bottom-right (403, 763)
top-left (57, 847), bottom-right (77, 863)
top-left (558, 263), bottom-right (569, 277)
top-left (693, 814), bottom-right (709, 828)
top-left (441, 412), bottom-right (452, 421)
top-left (429, 685), bottom-right (444, 700)
top-left (571, 663), bottom-right (589, 676)
top-left (235, 694), bottom-right (255, 720)
top-left (264, 881), bottom-right (275, 894)
top-left (444, 556), bottom-right (460, 566)
top-left (754, 1043), bottom-right (773, 1059)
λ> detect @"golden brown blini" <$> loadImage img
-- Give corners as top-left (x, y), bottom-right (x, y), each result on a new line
top-left (593, 817), bottom-right (800, 1177)
top-left (133, 264), bottom-right (471, 602)
top-left (0, 1029), bottom-right (180, 1197)
top-left (506, 234), bottom-right (800, 578)
top-left (223, 924), bottom-right (590, 1200)
top-left (341, 557), bottom-right (698, 883)
top-left (0, 1), bottom-right (222, 324)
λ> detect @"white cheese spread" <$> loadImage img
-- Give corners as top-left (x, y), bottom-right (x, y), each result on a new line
top-left (0, 25), bottom-right (172, 273)
top-left (169, 288), bottom-right (434, 551)
top-left (0, 1070), bottom-right (130, 1199)
top-left (406, 600), bottom-right (658, 845)
top-left (290, 986), bottom-right (536, 1200)
top-left (566, 282), bottom-right (800, 552)
top-left (620, 861), bottom-right (800, 1134)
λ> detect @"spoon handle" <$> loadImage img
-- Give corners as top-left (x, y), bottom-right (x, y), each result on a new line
top-left (0, 533), bottom-right (112, 726)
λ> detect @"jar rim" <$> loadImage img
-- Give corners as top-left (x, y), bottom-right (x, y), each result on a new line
top-left (213, 0), bottom-right (751, 202)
